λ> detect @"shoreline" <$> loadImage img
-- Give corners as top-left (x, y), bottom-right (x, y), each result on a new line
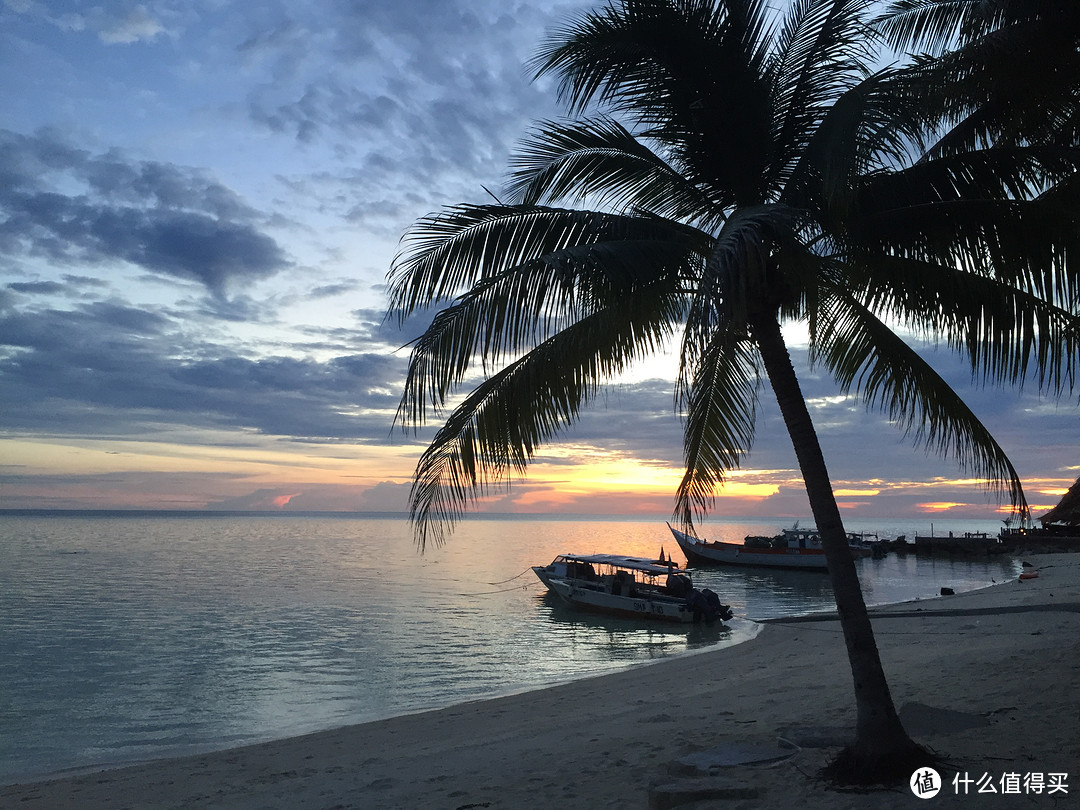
top-left (4, 553), bottom-right (1078, 808)
top-left (0, 563), bottom-right (993, 789)
top-left (0, 618), bottom-right (767, 790)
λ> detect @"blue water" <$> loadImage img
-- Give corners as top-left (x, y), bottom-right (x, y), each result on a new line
top-left (0, 513), bottom-right (1019, 784)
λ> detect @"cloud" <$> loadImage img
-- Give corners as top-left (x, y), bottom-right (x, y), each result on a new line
top-left (98, 4), bottom-right (165, 45)
top-left (0, 128), bottom-right (289, 296)
top-left (0, 291), bottom-right (408, 441)
top-left (3, 1), bottom-right (171, 44)
top-left (7, 280), bottom-right (65, 295)
top-left (1, 0), bottom-right (1075, 517)
top-left (0, 467), bottom-right (243, 510)
top-left (242, 1), bottom-right (570, 204)
top-left (205, 487), bottom-right (302, 511)
top-left (354, 480), bottom-right (411, 512)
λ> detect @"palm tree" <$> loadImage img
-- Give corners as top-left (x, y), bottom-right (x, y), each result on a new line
top-left (386, 0), bottom-right (1080, 783)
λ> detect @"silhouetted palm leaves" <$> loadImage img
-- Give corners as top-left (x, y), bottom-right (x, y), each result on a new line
top-left (388, 0), bottom-right (1080, 782)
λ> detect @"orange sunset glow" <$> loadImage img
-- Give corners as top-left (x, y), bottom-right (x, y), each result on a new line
top-left (3, 427), bottom-right (1074, 520)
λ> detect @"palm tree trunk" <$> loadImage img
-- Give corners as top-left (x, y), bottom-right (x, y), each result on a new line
top-left (749, 312), bottom-right (922, 774)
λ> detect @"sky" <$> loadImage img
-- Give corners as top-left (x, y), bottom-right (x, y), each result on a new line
top-left (0, 0), bottom-right (1076, 524)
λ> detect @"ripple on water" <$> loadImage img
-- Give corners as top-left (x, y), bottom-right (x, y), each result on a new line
top-left (0, 514), bottom-right (1018, 783)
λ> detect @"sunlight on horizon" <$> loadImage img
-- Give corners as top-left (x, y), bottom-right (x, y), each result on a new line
top-left (2, 433), bottom-right (1071, 519)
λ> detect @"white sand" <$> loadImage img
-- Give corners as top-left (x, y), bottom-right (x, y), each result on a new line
top-left (3, 554), bottom-right (1078, 809)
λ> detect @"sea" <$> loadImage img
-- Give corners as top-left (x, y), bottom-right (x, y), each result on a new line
top-left (0, 511), bottom-right (1020, 785)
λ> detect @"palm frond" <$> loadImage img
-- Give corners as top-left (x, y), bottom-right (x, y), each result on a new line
top-left (866, 144), bottom-right (1080, 209)
top-left (532, 0), bottom-right (747, 116)
top-left (842, 161), bottom-right (1080, 318)
top-left (388, 204), bottom-right (705, 318)
top-left (408, 281), bottom-right (685, 548)
top-left (673, 328), bottom-right (760, 527)
top-left (838, 250), bottom-right (1080, 393)
top-left (878, 1), bottom-right (1080, 151)
top-left (769, 0), bottom-right (879, 183)
top-left (504, 116), bottom-right (720, 224)
top-left (814, 292), bottom-right (1029, 512)
top-left (786, 69), bottom-right (930, 212)
top-left (532, 0), bottom-right (777, 205)
top-left (875, 0), bottom-right (972, 54)
top-left (878, 0), bottom-right (1062, 56)
top-left (395, 218), bottom-right (702, 427)
top-left (692, 203), bottom-right (805, 328)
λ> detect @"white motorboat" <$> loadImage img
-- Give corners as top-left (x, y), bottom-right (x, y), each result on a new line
top-left (532, 553), bottom-right (732, 624)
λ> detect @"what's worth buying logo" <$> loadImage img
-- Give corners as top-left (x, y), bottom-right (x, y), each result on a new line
top-left (911, 767), bottom-right (1069, 798)
top-left (911, 768), bottom-right (942, 799)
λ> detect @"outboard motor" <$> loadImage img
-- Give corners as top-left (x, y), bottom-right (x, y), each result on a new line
top-left (701, 588), bottom-right (734, 622)
top-left (685, 588), bottom-right (733, 624)
top-left (685, 588), bottom-right (706, 623)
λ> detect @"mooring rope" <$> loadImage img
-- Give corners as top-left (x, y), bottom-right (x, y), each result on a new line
top-left (486, 567), bottom-right (534, 586)
top-left (457, 582), bottom-right (538, 597)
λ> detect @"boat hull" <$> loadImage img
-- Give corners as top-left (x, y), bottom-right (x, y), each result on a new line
top-left (670, 527), bottom-right (829, 571)
top-left (546, 578), bottom-right (698, 623)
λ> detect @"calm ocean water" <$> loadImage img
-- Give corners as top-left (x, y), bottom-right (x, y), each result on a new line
top-left (0, 512), bottom-right (1019, 784)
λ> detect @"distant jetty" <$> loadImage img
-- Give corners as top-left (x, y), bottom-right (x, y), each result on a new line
top-left (913, 530), bottom-right (1007, 556)
top-left (913, 526), bottom-right (1080, 556)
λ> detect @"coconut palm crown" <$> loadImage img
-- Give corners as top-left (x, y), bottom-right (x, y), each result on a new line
top-left (387, 0), bottom-right (1080, 781)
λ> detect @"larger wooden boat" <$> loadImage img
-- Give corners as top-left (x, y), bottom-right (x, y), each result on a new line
top-left (668, 523), bottom-right (872, 571)
top-left (532, 553), bottom-right (733, 624)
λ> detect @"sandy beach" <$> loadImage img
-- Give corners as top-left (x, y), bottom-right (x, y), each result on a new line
top-left (3, 553), bottom-right (1077, 810)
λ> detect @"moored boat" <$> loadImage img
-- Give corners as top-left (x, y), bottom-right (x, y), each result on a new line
top-left (668, 523), bottom-right (872, 571)
top-left (846, 531), bottom-right (883, 558)
top-left (532, 553), bottom-right (733, 624)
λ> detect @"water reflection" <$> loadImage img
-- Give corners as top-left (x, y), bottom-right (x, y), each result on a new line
top-left (856, 552), bottom-right (1020, 605)
top-left (0, 513), bottom-right (1023, 783)
top-left (534, 589), bottom-right (756, 658)
top-left (687, 565), bottom-right (836, 620)
top-left (680, 551), bottom-right (1020, 620)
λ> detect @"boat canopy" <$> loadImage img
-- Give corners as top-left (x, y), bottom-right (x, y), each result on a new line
top-left (554, 553), bottom-right (678, 576)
